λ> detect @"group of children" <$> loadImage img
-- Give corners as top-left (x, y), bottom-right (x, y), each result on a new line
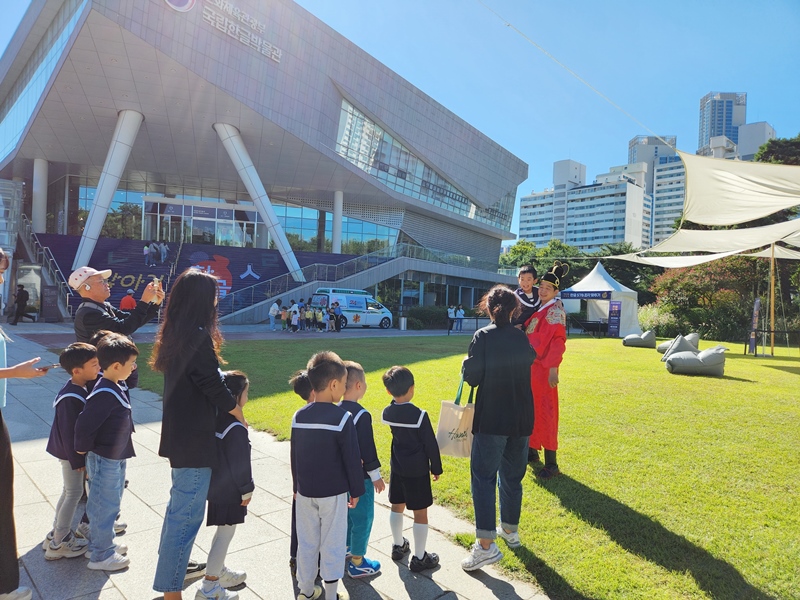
top-left (280, 300), bottom-right (341, 333)
top-left (289, 353), bottom-right (442, 600)
top-left (43, 331), bottom-right (252, 600)
top-left (42, 334), bottom-right (443, 600)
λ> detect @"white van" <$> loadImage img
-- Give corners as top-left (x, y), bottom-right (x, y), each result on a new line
top-left (310, 288), bottom-right (393, 329)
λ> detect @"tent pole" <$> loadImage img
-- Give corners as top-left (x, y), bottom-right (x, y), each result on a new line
top-left (770, 243), bottom-right (775, 356)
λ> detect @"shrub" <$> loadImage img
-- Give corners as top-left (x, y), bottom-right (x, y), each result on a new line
top-left (638, 303), bottom-right (681, 338)
top-left (406, 306), bottom-right (449, 329)
top-left (406, 317), bottom-right (424, 330)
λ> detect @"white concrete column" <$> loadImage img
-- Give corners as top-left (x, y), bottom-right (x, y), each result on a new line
top-left (72, 110), bottom-right (143, 270)
top-left (332, 190), bottom-right (343, 254)
top-left (32, 159), bottom-right (48, 233)
top-left (213, 123), bottom-right (304, 281)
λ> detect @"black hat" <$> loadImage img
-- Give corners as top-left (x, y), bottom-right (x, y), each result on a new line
top-left (540, 261), bottom-right (569, 289)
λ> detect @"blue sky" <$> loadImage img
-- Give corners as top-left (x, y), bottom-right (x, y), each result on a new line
top-left (2, 0), bottom-right (799, 237)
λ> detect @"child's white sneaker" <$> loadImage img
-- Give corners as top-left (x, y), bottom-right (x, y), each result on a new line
top-left (297, 585), bottom-right (322, 600)
top-left (194, 580), bottom-right (238, 600)
top-left (45, 531), bottom-right (89, 560)
top-left (0, 586), bottom-right (32, 600)
top-left (218, 566), bottom-right (247, 588)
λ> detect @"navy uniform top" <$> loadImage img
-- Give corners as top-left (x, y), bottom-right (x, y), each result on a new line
top-left (511, 287), bottom-right (541, 328)
top-left (339, 400), bottom-right (381, 481)
top-left (381, 401), bottom-right (443, 478)
top-left (291, 402), bottom-right (365, 500)
top-left (46, 379), bottom-right (90, 470)
top-left (74, 377), bottom-right (135, 460)
top-left (208, 413), bottom-right (254, 505)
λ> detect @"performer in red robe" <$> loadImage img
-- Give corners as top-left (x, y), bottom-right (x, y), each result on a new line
top-left (525, 262), bottom-right (568, 480)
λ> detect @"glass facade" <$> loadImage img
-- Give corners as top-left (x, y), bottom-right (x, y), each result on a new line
top-left (0, 0), bottom-right (88, 164)
top-left (335, 99), bottom-right (513, 230)
top-left (46, 175), bottom-right (398, 253)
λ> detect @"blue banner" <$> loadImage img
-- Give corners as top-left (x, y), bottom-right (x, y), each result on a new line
top-left (607, 300), bottom-right (622, 338)
top-left (560, 291), bottom-right (612, 300)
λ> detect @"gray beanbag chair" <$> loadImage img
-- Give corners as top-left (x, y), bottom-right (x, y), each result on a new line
top-left (623, 330), bottom-right (656, 348)
top-left (660, 334), bottom-right (699, 361)
top-left (657, 332), bottom-right (700, 354)
top-left (665, 345), bottom-right (728, 377)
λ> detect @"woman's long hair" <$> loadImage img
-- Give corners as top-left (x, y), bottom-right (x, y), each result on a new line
top-left (478, 285), bottom-right (520, 325)
top-left (149, 268), bottom-right (225, 372)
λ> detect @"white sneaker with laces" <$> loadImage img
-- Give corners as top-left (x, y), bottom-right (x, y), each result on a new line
top-left (461, 541), bottom-right (502, 572)
top-left (496, 526), bottom-right (521, 548)
top-left (113, 520), bottom-right (127, 534)
top-left (194, 581), bottom-right (239, 600)
top-left (75, 522), bottom-right (91, 540)
top-left (218, 565), bottom-right (247, 588)
top-left (45, 532), bottom-right (89, 560)
top-left (87, 551), bottom-right (130, 571)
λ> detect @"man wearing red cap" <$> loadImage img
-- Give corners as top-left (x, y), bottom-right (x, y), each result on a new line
top-left (70, 267), bottom-right (165, 343)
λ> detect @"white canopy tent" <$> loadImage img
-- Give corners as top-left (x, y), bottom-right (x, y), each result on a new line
top-left (562, 262), bottom-right (640, 337)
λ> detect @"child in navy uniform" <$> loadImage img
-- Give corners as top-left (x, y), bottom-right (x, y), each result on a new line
top-left (42, 343), bottom-right (99, 560)
top-left (381, 366), bottom-right (442, 572)
top-left (339, 361), bottom-right (385, 579)
top-left (288, 370), bottom-right (314, 578)
top-left (74, 333), bottom-right (138, 572)
top-left (511, 265), bottom-right (540, 328)
top-left (195, 370), bottom-right (253, 600)
top-left (291, 352), bottom-right (364, 600)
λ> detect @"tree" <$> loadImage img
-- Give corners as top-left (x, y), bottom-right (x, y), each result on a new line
top-left (499, 240), bottom-right (536, 268)
top-left (534, 239), bottom-right (589, 288)
top-left (754, 132), bottom-right (800, 166)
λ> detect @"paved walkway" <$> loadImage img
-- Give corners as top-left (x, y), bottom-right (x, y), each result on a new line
top-left (5, 321), bottom-right (547, 600)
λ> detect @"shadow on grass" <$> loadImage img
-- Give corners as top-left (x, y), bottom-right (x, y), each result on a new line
top-left (495, 549), bottom-right (595, 600)
top-left (762, 365), bottom-right (800, 375)
top-left (535, 475), bottom-right (775, 600)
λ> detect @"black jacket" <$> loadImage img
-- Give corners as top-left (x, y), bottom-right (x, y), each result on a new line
top-left (208, 413), bottom-right (254, 505)
top-left (74, 378), bottom-right (135, 460)
top-left (511, 287), bottom-right (541, 327)
top-left (158, 327), bottom-right (237, 468)
top-left (463, 322), bottom-right (535, 438)
top-left (291, 402), bottom-right (365, 499)
top-left (382, 401), bottom-right (442, 478)
top-left (46, 380), bottom-right (89, 469)
top-left (339, 400), bottom-right (381, 479)
top-left (74, 298), bottom-right (159, 343)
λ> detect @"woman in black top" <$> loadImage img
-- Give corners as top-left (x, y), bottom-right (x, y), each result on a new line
top-left (460, 286), bottom-right (535, 572)
top-left (150, 269), bottom-right (245, 599)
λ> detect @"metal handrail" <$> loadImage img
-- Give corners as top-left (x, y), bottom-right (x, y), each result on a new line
top-left (19, 214), bottom-right (74, 317)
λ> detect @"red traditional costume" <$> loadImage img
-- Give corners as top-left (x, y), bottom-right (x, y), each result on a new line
top-left (525, 298), bottom-right (566, 451)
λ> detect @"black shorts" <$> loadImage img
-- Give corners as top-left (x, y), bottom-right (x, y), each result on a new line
top-left (388, 472), bottom-right (432, 511)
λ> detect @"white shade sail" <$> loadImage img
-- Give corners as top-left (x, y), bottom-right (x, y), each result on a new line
top-left (680, 151), bottom-right (800, 226)
top-left (607, 250), bottom-right (742, 268)
top-left (647, 218), bottom-right (800, 254)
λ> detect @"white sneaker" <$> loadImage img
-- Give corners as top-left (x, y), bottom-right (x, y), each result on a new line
top-left (87, 551), bottom-right (130, 571)
top-left (194, 581), bottom-right (239, 600)
top-left (297, 585), bottom-right (322, 600)
top-left (113, 520), bottom-right (127, 534)
top-left (45, 532), bottom-right (89, 560)
top-left (496, 526), bottom-right (521, 548)
top-left (461, 541), bottom-right (502, 572)
top-left (41, 529), bottom-right (54, 550)
top-left (218, 565), bottom-right (247, 588)
top-left (0, 587), bottom-right (32, 600)
top-left (85, 543), bottom-right (128, 558)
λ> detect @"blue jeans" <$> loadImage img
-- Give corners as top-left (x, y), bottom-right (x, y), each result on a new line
top-left (269, 314), bottom-right (277, 330)
top-left (85, 452), bottom-right (126, 562)
top-left (470, 433), bottom-right (528, 539)
top-left (153, 467), bottom-right (212, 592)
top-left (346, 477), bottom-right (374, 556)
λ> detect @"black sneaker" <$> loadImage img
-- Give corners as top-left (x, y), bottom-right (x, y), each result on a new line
top-left (409, 552), bottom-right (439, 572)
top-left (528, 448), bottom-right (541, 464)
top-left (391, 537), bottom-right (410, 561)
top-left (184, 559), bottom-right (206, 581)
top-left (536, 465), bottom-right (560, 480)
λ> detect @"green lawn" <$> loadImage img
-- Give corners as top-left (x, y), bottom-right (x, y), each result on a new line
top-left (136, 335), bottom-right (800, 599)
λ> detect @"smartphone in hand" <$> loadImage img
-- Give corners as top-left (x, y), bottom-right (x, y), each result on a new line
top-left (37, 363), bottom-right (61, 372)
